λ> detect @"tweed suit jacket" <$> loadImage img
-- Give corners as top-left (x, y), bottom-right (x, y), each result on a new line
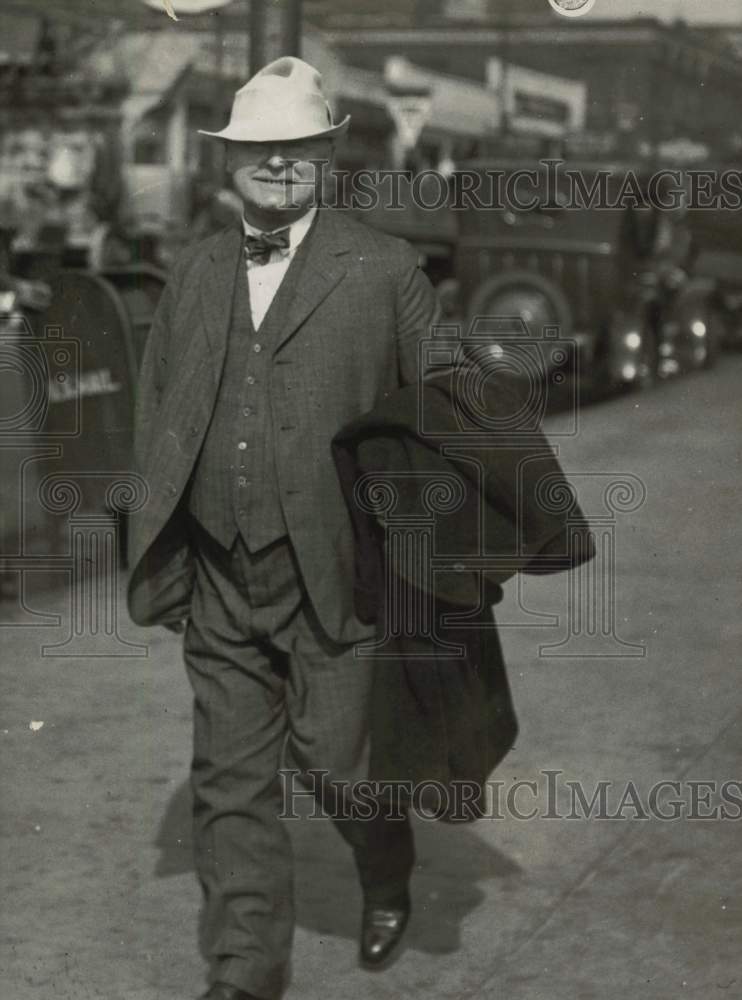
top-left (126, 207), bottom-right (439, 644)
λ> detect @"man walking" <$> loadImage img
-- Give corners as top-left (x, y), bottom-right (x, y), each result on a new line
top-left (127, 58), bottom-right (439, 1000)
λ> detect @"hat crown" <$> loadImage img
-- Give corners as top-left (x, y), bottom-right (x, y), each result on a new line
top-left (239, 56), bottom-right (322, 97)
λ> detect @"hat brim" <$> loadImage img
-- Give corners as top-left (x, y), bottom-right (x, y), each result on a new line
top-left (198, 115), bottom-right (350, 142)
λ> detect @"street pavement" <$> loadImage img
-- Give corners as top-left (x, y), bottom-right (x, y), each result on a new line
top-left (2, 356), bottom-right (741, 1000)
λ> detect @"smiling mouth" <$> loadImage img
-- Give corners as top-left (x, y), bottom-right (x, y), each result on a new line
top-left (255, 177), bottom-right (312, 186)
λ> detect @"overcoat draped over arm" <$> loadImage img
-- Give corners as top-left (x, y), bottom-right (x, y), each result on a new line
top-left (332, 369), bottom-right (595, 819)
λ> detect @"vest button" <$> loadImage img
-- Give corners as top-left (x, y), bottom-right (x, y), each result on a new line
top-left (246, 376), bottom-right (256, 385)
top-left (237, 441), bottom-right (247, 450)
top-left (242, 407), bottom-right (252, 417)
top-left (253, 343), bottom-right (262, 353)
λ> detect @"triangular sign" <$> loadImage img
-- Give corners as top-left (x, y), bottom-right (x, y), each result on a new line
top-left (386, 94), bottom-right (433, 150)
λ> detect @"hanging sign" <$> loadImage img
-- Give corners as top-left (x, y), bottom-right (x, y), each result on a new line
top-left (385, 94), bottom-right (433, 150)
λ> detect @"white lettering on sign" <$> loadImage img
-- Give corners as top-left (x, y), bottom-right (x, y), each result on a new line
top-left (48, 368), bottom-right (122, 404)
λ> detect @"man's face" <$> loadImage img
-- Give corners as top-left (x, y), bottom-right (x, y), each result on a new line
top-left (226, 137), bottom-right (333, 228)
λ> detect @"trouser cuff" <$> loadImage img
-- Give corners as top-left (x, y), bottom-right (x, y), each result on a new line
top-left (213, 956), bottom-right (285, 1000)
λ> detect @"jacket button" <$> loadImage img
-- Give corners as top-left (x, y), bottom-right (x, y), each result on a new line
top-left (189, 425), bottom-right (199, 436)
top-left (167, 483), bottom-right (177, 497)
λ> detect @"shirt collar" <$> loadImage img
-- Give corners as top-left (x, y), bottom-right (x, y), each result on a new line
top-left (241, 205), bottom-right (318, 252)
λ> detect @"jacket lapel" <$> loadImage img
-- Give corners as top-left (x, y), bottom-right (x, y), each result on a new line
top-left (274, 208), bottom-right (351, 353)
top-left (199, 226), bottom-right (244, 382)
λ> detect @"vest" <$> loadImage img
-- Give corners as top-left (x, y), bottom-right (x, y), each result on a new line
top-left (188, 236), bottom-right (311, 551)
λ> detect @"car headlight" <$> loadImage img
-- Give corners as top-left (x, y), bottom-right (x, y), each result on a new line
top-left (624, 331), bottom-right (642, 351)
top-left (483, 286), bottom-right (557, 332)
top-left (0, 290), bottom-right (18, 312)
top-left (474, 285), bottom-right (565, 370)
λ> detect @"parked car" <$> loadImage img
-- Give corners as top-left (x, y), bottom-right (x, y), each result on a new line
top-left (353, 171), bottom-right (459, 290)
top-left (687, 191), bottom-right (742, 351)
top-left (451, 159), bottom-right (723, 394)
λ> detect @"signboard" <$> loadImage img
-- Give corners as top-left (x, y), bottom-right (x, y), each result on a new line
top-left (487, 59), bottom-right (587, 139)
top-left (658, 138), bottom-right (710, 164)
top-left (512, 92), bottom-right (571, 127)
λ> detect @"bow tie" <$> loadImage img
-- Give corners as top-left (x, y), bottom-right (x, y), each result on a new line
top-left (244, 228), bottom-right (290, 265)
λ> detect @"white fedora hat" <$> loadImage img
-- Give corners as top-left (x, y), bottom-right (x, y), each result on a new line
top-left (199, 56), bottom-right (350, 143)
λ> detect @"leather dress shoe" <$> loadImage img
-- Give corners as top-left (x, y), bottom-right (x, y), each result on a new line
top-left (200, 984), bottom-right (260, 1000)
top-left (360, 893), bottom-right (411, 968)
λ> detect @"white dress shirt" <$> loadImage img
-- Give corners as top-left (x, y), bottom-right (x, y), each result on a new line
top-left (242, 206), bottom-right (317, 329)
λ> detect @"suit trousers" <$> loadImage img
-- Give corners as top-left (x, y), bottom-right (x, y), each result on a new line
top-left (183, 518), bottom-right (414, 999)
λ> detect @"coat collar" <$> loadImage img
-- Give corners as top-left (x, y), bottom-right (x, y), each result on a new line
top-left (276, 206), bottom-right (351, 352)
top-left (199, 208), bottom-right (352, 371)
top-left (200, 225), bottom-right (243, 366)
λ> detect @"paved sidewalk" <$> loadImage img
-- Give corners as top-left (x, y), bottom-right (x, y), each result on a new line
top-left (2, 360), bottom-right (741, 999)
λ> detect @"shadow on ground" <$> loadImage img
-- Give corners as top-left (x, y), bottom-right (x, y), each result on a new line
top-left (154, 780), bottom-right (520, 957)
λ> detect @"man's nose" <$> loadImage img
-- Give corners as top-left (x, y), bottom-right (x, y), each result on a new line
top-left (265, 148), bottom-right (293, 168)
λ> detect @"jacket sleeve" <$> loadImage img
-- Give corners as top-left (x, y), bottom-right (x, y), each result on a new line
top-left (395, 242), bottom-right (441, 387)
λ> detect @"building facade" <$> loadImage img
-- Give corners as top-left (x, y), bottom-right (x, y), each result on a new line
top-left (320, 13), bottom-right (742, 164)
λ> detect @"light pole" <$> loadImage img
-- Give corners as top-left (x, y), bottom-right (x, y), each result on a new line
top-left (249, 0), bottom-right (302, 72)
